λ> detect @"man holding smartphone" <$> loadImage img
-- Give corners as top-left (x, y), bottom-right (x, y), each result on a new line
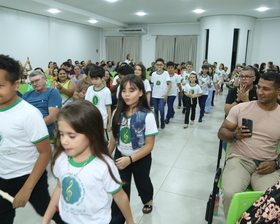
top-left (218, 72), bottom-right (280, 218)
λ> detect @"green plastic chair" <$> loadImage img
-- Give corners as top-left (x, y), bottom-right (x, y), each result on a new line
top-left (226, 191), bottom-right (264, 224)
top-left (110, 72), bottom-right (117, 79)
top-left (18, 84), bottom-right (30, 94)
top-left (45, 74), bottom-right (52, 80)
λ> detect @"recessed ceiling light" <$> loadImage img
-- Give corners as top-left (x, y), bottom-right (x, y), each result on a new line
top-left (89, 20), bottom-right (98, 24)
top-left (48, 9), bottom-right (60, 14)
top-left (136, 12), bottom-right (146, 16)
top-left (257, 7), bottom-right (269, 12)
top-left (193, 9), bottom-right (204, 14)
top-left (107, 0), bottom-right (118, 2)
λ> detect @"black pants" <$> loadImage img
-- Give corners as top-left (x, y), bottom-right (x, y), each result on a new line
top-left (184, 97), bottom-right (197, 124)
top-left (110, 149), bottom-right (153, 224)
top-left (0, 170), bottom-right (64, 224)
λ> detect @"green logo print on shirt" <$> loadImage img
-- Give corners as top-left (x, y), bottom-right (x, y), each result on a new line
top-left (120, 127), bottom-right (131, 144)
top-left (189, 89), bottom-right (194, 94)
top-left (92, 95), bottom-right (99, 105)
top-left (156, 80), bottom-right (161, 86)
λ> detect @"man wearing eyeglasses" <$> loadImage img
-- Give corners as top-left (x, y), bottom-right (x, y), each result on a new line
top-left (224, 67), bottom-right (258, 116)
top-left (23, 70), bottom-right (61, 139)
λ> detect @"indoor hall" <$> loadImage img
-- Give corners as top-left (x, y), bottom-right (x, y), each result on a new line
top-left (14, 91), bottom-right (228, 224)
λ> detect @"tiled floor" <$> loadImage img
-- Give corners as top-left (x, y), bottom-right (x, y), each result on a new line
top-left (15, 90), bottom-right (229, 224)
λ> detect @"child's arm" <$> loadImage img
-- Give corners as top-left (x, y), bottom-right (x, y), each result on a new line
top-left (115, 136), bottom-right (155, 169)
top-left (191, 94), bottom-right (203, 98)
top-left (146, 92), bottom-right (151, 106)
top-left (13, 138), bottom-right (51, 209)
top-left (106, 105), bottom-right (112, 132)
top-left (41, 180), bottom-right (61, 224)
top-left (108, 134), bottom-right (116, 155)
top-left (177, 83), bottom-right (183, 97)
top-left (161, 81), bottom-right (172, 102)
top-left (112, 189), bottom-right (135, 224)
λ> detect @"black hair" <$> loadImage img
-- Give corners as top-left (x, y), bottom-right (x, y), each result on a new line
top-left (0, 54), bottom-right (20, 84)
top-left (117, 64), bottom-right (134, 76)
top-left (166, 61), bottom-right (175, 67)
top-left (155, 58), bottom-right (164, 64)
top-left (260, 72), bottom-right (280, 89)
top-left (181, 62), bottom-right (186, 66)
top-left (202, 64), bottom-right (209, 70)
top-left (63, 62), bottom-right (71, 67)
top-left (85, 63), bottom-right (98, 76)
top-left (89, 66), bottom-right (105, 78)
top-left (34, 67), bottom-right (45, 73)
top-left (112, 74), bottom-right (151, 138)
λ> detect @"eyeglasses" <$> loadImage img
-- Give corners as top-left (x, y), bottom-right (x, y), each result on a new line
top-left (239, 76), bottom-right (254, 80)
top-left (156, 64), bottom-right (164, 67)
top-left (30, 79), bottom-right (42, 85)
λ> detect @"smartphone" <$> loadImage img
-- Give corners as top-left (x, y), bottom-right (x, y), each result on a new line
top-left (253, 159), bottom-right (263, 167)
top-left (242, 118), bottom-right (253, 137)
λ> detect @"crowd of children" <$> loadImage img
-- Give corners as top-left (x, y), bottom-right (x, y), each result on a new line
top-left (1, 53), bottom-right (279, 224)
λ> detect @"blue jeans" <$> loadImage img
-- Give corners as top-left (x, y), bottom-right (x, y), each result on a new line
top-left (166, 95), bottom-right (176, 121)
top-left (177, 92), bottom-right (182, 107)
top-left (153, 98), bottom-right (165, 125)
top-left (198, 95), bottom-right (208, 118)
top-left (205, 89), bottom-right (213, 113)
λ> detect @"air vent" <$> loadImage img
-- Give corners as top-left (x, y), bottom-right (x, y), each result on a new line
top-left (118, 28), bottom-right (147, 35)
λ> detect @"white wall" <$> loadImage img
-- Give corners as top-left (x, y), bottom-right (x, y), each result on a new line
top-left (251, 17), bottom-right (280, 66)
top-left (0, 7), bottom-right (101, 70)
top-left (200, 15), bottom-right (256, 71)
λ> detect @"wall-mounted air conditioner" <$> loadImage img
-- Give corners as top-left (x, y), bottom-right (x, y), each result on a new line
top-left (118, 28), bottom-right (147, 35)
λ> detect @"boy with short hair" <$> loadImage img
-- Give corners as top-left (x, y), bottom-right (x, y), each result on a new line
top-left (85, 66), bottom-right (112, 132)
top-left (165, 61), bottom-right (182, 124)
top-left (181, 61), bottom-right (196, 113)
top-left (151, 58), bottom-right (172, 129)
top-left (0, 54), bottom-right (63, 223)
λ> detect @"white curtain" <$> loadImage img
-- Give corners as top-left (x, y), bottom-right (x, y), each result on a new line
top-left (155, 35), bottom-right (197, 66)
top-left (155, 36), bottom-right (175, 62)
top-left (175, 35), bottom-right (197, 68)
top-left (122, 36), bottom-right (141, 64)
top-left (106, 36), bottom-right (123, 63)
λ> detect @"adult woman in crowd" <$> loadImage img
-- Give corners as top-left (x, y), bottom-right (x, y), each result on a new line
top-left (50, 68), bottom-right (76, 106)
top-left (45, 61), bottom-right (54, 76)
top-left (259, 62), bottom-right (266, 74)
top-left (71, 66), bottom-right (86, 84)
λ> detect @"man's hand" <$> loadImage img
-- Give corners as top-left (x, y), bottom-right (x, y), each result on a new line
top-left (256, 161), bottom-right (276, 174)
top-left (237, 85), bottom-right (250, 102)
top-left (234, 125), bottom-right (252, 140)
top-left (13, 187), bottom-right (32, 208)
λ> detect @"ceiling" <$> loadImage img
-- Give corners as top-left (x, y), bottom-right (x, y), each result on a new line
top-left (0, 0), bottom-right (280, 29)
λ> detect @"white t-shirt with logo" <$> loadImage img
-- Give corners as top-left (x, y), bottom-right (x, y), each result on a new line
top-left (151, 71), bottom-right (171, 98)
top-left (0, 98), bottom-right (49, 179)
top-left (183, 83), bottom-right (203, 96)
top-left (85, 86), bottom-right (112, 128)
top-left (168, 73), bottom-right (182, 96)
top-left (118, 112), bottom-right (158, 156)
top-left (198, 75), bottom-right (213, 95)
top-left (54, 152), bottom-right (121, 224)
top-left (181, 71), bottom-right (196, 85)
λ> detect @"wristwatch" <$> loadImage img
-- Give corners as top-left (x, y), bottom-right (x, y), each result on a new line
top-left (274, 159), bottom-right (280, 169)
top-left (233, 131), bottom-right (238, 141)
top-left (235, 100), bottom-right (241, 104)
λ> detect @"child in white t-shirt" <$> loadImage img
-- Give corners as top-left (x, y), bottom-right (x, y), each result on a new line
top-left (151, 58), bottom-right (172, 129)
top-left (109, 74), bottom-right (158, 223)
top-left (165, 61), bottom-right (182, 124)
top-left (181, 61), bottom-right (196, 114)
top-left (41, 100), bottom-right (135, 224)
top-left (85, 66), bottom-right (112, 136)
top-left (183, 73), bottom-right (202, 128)
top-left (0, 55), bottom-right (63, 224)
top-left (198, 64), bottom-right (213, 122)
